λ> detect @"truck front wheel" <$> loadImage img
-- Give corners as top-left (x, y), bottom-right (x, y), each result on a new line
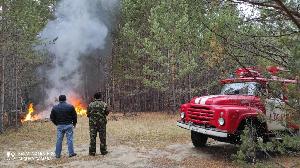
top-left (191, 131), bottom-right (208, 147)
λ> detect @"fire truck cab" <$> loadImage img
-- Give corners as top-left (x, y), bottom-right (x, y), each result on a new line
top-left (177, 67), bottom-right (299, 147)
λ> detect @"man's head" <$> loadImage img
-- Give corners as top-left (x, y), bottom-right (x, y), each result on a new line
top-left (94, 92), bottom-right (103, 100)
top-left (59, 95), bottom-right (66, 102)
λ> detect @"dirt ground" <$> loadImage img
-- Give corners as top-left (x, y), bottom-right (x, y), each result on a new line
top-left (0, 112), bottom-right (299, 168)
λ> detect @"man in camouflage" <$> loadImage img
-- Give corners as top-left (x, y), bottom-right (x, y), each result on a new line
top-left (87, 92), bottom-right (109, 156)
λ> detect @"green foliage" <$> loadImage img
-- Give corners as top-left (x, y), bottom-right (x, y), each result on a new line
top-left (1, 0), bottom-right (55, 63)
top-left (233, 126), bottom-right (300, 165)
top-left (115, 0), bottom-right (242, 100)
top-left (232, 126), bottom-right (259, 164)
top-left (142, 0), bottom-right (191, 90)
top-left (115, 0), bottom-right (299, 113)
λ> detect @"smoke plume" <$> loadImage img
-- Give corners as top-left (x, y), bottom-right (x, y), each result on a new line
top-left (38, 0), bottom-right (119, 117)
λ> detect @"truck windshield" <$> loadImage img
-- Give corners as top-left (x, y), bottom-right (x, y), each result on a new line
top-left (221, 82), bottom-right (260, 96)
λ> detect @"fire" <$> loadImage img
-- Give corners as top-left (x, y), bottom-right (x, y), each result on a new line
top-left (21, 103), bottom-right (40, 123)
top-left (21, 95), bottom-right (87, 123)
top-left (69, 97), bottom-right (87, 116)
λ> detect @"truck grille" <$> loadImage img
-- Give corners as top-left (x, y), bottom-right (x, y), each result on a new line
top-left (187, 105), bottom-right (214, 124)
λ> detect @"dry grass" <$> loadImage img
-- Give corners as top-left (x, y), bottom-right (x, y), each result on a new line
top-left (0, 120), bottom-right (56, 152)
top-left (1, 112), bottom-right (299, 168)
top-left (107, 112), bottom-right (189, 148)
top-left (0, 112), bottom-right (188, 152)
top-left (71, 112), bottom-right (190, 149)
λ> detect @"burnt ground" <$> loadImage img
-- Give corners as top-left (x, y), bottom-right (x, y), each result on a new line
top-left (0, 113), bottom-right (299, 168)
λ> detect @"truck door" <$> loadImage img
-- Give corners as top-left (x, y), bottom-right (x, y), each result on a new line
top-left (265, 98), bottom-right (286, 131)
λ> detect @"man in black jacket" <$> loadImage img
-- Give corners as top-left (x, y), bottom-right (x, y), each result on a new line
top-left (50, 95), bottom-right (77, 158)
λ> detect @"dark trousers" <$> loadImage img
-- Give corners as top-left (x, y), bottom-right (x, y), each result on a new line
top-left (89, 122), bottom-right (107, 154)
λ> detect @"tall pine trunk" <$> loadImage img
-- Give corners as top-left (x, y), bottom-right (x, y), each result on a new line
top-left (0, 56), bottom-right (5, 132)
top-left (14, 55), bottom-right (18, 127)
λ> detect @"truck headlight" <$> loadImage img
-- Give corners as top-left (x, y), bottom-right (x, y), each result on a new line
top-left (180, 112), bottom-right (185, 119)
top-left (218, 118), bottom-right (225, 126)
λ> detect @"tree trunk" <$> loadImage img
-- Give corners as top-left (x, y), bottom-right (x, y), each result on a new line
top-left (169, 50), bottom-right (176, 113)
top-left (0, 56), bottom-right (5, 132)
top-left (111, 74), bottom-right (115, 111)
top-left (172, 84), bottom-right (176, 112)
top-left (188, 49), bottom-right (192, 100)
top-left (14, 56), bottom-right (18, 127)
top-left (188, 73), bottom-right (192, 100)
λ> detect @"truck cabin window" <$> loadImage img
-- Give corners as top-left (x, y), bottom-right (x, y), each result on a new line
top-left (221, 82), bottom-right (261, 96)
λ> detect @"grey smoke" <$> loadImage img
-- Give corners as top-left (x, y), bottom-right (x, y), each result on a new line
top-left (38, 0), bottom-right (119, 117)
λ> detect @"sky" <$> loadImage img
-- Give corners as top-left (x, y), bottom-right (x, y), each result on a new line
top-left (237, 3), bottom-right (260, 19)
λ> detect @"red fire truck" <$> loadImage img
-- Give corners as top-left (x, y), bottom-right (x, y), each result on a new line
top-left (177, 67), bottom-right (299, 147)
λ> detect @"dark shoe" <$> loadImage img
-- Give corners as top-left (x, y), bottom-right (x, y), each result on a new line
top-left (89, 153), bottom-right (95, 156)
top-left (55, 155), bottom-right (61, 159)
top-left (101, 151), bottom-right (108, 155)
top-left (69, 153), bottom-right (77, 157)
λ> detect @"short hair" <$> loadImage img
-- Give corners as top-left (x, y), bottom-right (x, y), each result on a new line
top-left (59, 95), bottom-right (66, 101)
top-left (94, 92), bottom-right (103, 99)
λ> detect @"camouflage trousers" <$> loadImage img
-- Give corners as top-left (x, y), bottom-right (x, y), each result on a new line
top-left (89, 121), bottom-right (107, 155)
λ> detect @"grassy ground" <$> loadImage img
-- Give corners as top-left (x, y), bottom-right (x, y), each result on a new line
top-left (0, 113), bottom-right (188, 150)
top-left (0, 112), bottom-right (299, 168)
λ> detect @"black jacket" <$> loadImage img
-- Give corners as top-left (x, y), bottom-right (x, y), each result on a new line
top-left (50, 101), bottom-right (77, 126)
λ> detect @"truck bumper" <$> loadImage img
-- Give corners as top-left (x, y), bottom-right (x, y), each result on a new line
top-left (177, 121), bottom-right (228, 138)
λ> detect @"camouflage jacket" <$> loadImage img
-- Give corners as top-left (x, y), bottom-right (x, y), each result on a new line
top-left (87, 99), bottom-right (109, 123)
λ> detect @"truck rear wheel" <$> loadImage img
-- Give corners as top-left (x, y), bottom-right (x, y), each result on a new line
top-left (191, 131), bottom-right (208, 147)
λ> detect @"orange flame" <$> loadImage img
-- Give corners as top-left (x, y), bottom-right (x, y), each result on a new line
top-left (22, 95), bottom-right (87, 123)
top-left (69, 97), bottom-right (87, 116)
top-left (21, 103), bottom-right (40, 123)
